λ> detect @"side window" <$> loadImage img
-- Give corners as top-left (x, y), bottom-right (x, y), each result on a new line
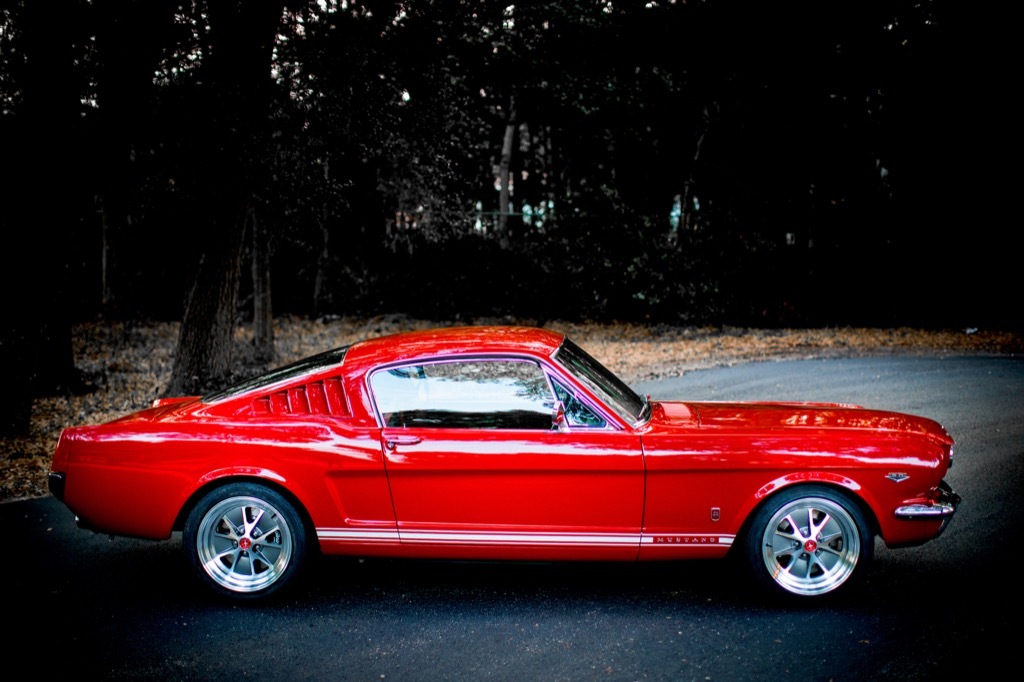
top-left (552, 378), bottom-right (607, 428)
top-left (371, 359), bottom-right (555, 429)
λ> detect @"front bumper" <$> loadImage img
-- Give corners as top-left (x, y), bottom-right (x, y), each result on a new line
top-left (894, 480), bottom-right (961, 534)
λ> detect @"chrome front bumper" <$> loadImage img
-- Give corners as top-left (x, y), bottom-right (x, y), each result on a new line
top-left (894, 480), bottom-right (961, 534)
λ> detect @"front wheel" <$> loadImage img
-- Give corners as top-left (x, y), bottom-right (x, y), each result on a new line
top-left (745, 486), bottom-right (872, 599)
top-left (184, 483), bottom-right (307, 600)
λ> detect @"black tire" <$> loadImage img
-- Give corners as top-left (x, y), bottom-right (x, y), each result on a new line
top-left (744, 485), bottom-right (872, 599)
top-left (184, 482), bottom-right (307, 600)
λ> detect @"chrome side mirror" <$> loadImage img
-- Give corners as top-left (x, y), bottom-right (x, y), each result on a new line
top-left (552, 401), bottom-right (570, 433)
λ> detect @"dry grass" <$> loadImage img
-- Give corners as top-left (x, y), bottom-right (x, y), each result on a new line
top-left (3, 314), bottom-right (1021, 502)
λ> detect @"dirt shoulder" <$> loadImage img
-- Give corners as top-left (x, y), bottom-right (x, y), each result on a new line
top-left (3, 315), bottom-right (1021, 502)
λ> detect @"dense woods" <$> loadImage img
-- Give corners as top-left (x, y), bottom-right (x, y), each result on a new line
top-left (0, 1), bottom-right (1015, 432)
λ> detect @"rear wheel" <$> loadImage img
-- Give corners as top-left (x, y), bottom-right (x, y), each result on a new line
top-left (745, 486), bottom-right (872, 598)
top-left (184, 483), bottom-right (307, 600)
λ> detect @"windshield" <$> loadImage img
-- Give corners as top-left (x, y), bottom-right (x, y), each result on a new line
top-left (553, 338), bottom-right (648, 425)
top-left (202, 346), bottom-right (350, 403)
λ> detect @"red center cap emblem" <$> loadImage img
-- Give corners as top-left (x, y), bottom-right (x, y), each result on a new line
top-left (804, 539), bottom-right (818, 552)
top-left (239, 537), bottom-right (252, 550)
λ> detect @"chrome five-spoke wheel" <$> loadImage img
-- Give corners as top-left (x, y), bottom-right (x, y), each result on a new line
top-left (746, 486), bottom-right (872, 598)
top-left (184, 483), bottom-right (307, 600)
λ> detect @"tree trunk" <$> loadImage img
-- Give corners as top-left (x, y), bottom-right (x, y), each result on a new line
top-left (497, 96), bottom-right (517, 249)
top-left (251, 205), bottom-right (275, 362)
top-left (98, 195), bottom-right (112, 307)
top-left (313, 216), bottom-right (331, 316)
top-left (164, 0), bottom-right (286, 396)
top-left (312, 158), bottom-right (331, 316)
top-left (93, 1), bottom-right (177, 312)
top-left (166, 201), bottom-right (249, 396)
top-left (678, 107), bottom-right (712, 234)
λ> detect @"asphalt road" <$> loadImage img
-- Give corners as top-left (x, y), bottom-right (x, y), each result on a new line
top-left (8, 355), bottom-right (1022, 681)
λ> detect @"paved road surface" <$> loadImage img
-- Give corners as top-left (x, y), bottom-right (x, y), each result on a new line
top-left (8, 356), bottom-right (1022, 680)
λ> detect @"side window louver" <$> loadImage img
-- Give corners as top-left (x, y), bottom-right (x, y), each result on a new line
top-left (252, 377), bottom-right (349, 417)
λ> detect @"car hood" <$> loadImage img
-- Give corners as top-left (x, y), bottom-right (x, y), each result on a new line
top-left (648, 400), bottom-right (953, 444)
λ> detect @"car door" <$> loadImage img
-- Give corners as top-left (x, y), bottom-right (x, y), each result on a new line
top-left (369, 357), bottom-right (645, 560)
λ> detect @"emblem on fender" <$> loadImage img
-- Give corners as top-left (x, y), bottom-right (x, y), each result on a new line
top-left (886, 472), bottom-right (910, 482)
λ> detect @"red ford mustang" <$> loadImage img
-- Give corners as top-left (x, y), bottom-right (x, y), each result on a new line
top-left (48, 326), bottom-right (959, 601)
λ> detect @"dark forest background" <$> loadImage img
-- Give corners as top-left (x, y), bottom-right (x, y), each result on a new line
top-left (0, 1), bottom-right (1017, 434)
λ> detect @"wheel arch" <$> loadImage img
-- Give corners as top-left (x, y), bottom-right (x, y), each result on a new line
top-left (172, 475), bottom-right (320, 554)
top-left (731, 477), bottom-right (881, 555)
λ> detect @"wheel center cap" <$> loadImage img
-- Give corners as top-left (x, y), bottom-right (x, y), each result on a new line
top-left (239, 537), bottom-right (252, 550)
top-left (804, 539), bottom-right (818, 552)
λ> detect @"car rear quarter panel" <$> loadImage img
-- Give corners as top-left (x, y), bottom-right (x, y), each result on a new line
top-left (59, 418), bottom-right (392, 541)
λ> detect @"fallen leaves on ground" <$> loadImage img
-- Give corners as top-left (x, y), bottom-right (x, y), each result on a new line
top-left (3, 314), bottom-right (1021, 502)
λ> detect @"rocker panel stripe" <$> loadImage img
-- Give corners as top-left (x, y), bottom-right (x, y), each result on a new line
top-left (317, 528), bottom-right (735, 547)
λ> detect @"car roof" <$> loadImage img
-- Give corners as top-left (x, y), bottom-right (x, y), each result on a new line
top-left (343, 326), bottom-right (566, 373)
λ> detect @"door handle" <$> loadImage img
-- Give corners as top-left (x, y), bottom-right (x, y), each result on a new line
top-left (385, 435), bottom-right (423, 450)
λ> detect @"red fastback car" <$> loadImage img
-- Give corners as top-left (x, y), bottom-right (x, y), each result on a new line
top-left (49, 326), bottom-right (959, 601)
